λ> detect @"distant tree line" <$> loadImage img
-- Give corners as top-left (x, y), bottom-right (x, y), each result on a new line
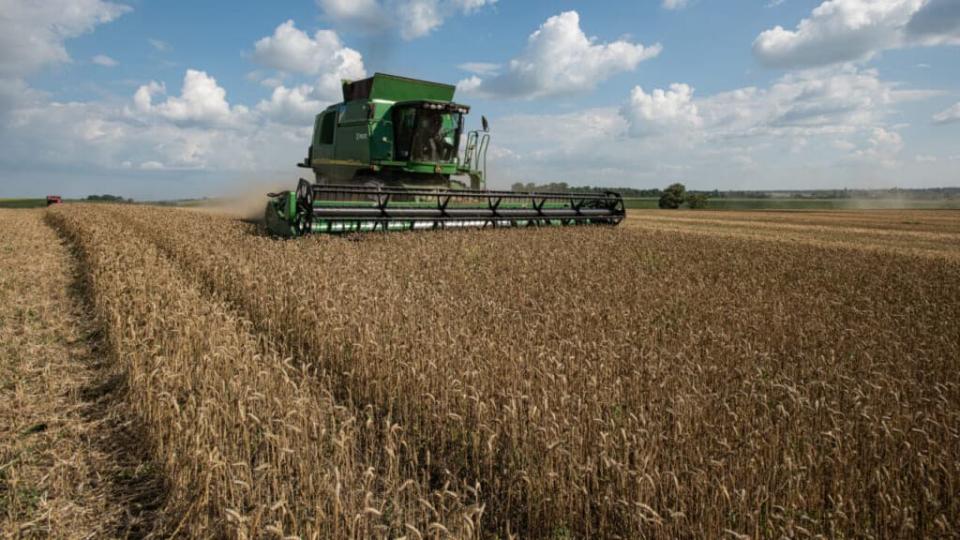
top-left (86, 194), bottom-right (133, 203)
top-left (511, 183), bottom-right (960, 201)
top-left (511, 182), bottom-right (710, 209)
top-left (658, 183), bottom-right (708, 209)
top-left (511, 182), bottom-right (665, 198)
top-left (793, 188), bottom-right (960, 200)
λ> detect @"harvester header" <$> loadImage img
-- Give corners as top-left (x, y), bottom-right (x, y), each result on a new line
top-left (265, 73), bottom-right (625, 236)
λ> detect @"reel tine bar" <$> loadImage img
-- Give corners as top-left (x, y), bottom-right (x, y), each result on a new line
top-left (300, 184), bottom-right (625, 233)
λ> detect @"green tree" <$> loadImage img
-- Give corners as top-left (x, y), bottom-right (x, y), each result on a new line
top-left (658, 183), bottom-right (686, 209)
top-left (86, 194), bottom-right (131, 203)
top-left (686, 193), bottom-right (709, 209)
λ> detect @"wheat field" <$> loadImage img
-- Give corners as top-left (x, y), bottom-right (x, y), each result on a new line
top-left (2, 205), bottom-right (958, 538)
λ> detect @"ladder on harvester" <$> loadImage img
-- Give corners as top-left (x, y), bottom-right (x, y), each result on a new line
top-left (462, 129), bottom-right (490, 190)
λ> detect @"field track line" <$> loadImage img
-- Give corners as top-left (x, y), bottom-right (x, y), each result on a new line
top-left (628, 214), bottom-right (960, 243)
top-left (627, 219), bottom-right (960, 262)
top-left (54, 206), bottom-right (484, 537)
top-left (627, 210), bottom-right (960, 234)
top-left (98, 205), bottom-right (494, 534)
top-left (0, 209), bottom-right (162, 538)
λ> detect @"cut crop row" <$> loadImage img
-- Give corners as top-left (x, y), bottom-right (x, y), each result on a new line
top-left (48, 206), bottom-right (481, 538)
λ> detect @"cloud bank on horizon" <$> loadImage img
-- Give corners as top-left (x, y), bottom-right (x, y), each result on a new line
top-left (0, 0), bottom-right (958, 198)
top-left (753, 0), bottom-right (960, 68)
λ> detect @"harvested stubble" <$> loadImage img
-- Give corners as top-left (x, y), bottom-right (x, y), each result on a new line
top-left (47, 207), bottom-right (481, 538)
top-left (629, 209), bottom-right (960, 235)
top-left (626, 209), bottom-right (960, 260)
top-left (102, 204), bottom-right (960, 538)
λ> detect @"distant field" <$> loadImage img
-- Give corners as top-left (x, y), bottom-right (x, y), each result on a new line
top-left (624, 197), bottom-right (960, 210)
top-left (625, 209), bottom-right (960, 259)
top-left (0, 198), bottom-right (46, 208)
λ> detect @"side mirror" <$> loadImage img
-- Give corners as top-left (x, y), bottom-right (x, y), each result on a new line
top-left (482, 115), bottom-right (489, 132)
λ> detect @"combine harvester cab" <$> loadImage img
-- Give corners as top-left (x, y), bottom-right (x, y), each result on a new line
top-left (265, 73), bottom-right (625, 236)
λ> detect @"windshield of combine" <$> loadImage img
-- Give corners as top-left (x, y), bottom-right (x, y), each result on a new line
top-left (394, 106), bottom-right (462, 163)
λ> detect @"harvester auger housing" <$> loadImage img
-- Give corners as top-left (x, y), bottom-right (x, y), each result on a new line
top-left (265, 73), bottom-right (625, 236)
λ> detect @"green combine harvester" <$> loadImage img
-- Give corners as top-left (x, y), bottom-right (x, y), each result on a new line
top-left (265, 73), bottom-right (625, 235)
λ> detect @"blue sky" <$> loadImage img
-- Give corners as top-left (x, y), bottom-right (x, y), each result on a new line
top-left (0, 0), bottom-right (958, 199)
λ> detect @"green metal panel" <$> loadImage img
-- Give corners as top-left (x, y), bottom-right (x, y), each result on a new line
top-left (312, 107), bottom-right (337, 162)
top-left (369, 100), bottom-right (395, 161)
top-left (338, 100), bottom-right (369, 125)
top-left (333, 101), bottom-right (370, 166)
top-left (376, 161), bottom-right (459, 174)
top-left (368, 73), bottom-right (455, 102)
top-left (286, 191), bottom-right (297, 221)
top-left (308, 73), bottom-right (478, 184)
top-left (311, 114), bottom-right (323, 149)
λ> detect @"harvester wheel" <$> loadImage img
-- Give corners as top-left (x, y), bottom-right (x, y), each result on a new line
top-left (296, 178), bottom-right (312, 205)
top-left (295, 178), bottom-right (314, 235)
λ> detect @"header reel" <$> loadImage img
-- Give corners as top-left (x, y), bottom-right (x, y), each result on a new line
top-left (265, 179), bottom-right (625, 237)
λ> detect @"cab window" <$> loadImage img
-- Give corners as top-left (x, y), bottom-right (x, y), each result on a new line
top-left (319, 112), bottom-right (335, 145)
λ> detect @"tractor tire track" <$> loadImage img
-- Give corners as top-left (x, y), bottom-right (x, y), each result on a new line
top-left (0, 209), bottom-right (162, 538)
top-left (52, 205), bottom-right (480, 537)
top-left (102, 202), bottom-right (492, 537)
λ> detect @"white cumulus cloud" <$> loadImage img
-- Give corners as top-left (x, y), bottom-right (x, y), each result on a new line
top-left (488, 65), bottom-right (938, 190)
top-left (620, 68), bottom-right (915, 142)
top-left (317, 0), bottom-right (388, 32)
top-left (3, 72), bottom-right (314, 179)
top-left (256, 85), bottom-right (326, 125)
top-left (458, 62), bottom-right (501, 76)
top-left (252, 20), bottom-right (365, 101)
top-left (148, 38), bottom-right (171, 52)
top-left (495, 108), bottom-right (626, 151)
top-left (0, 0), bottom-right (130, 78)
top-left (753, 0), bottom-right (960, 68)
top-left (696, 67), bottom-right (923, 138)
top-left (622, 83), bottom-right (702, 138)
top-left (905, 0), bottom-right (960, 44)
top-left (316, 0), bottom-right (496, 40)
top-left (0, 6), bottom-right (319, 191)
top-left (662, 0), bottom-right (689, 10)
top-left (133, 70), bottom-right (251, 128)
top-left (0, 0), bottom-right (130, 120)
top-left (851, 126), bottom-right (904, 167)
top-left (92, 54), bottom-right (118, 67)
top-left (458, 11), bottom-right (661, 100)
top-left (932, 102), bottom-right (960, 124)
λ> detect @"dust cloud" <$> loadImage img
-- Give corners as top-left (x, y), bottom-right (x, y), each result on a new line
top-left (841, 195), bottom-right (915, 210)
top-left (198, 178), bottom-right (291, 222)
